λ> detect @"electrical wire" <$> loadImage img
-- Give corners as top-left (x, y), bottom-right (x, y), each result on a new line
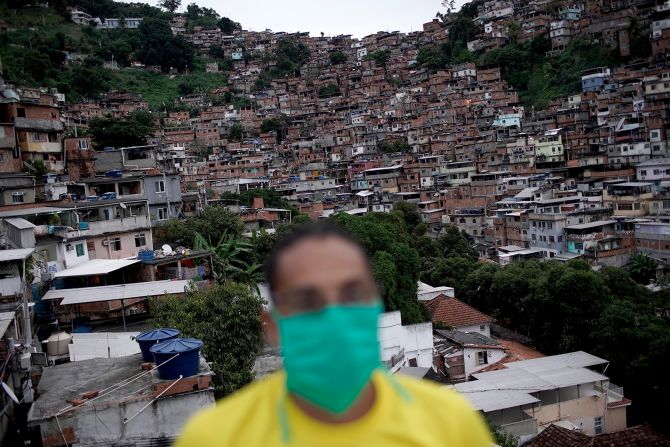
top-left (55, 353), bottom-right (179, 416)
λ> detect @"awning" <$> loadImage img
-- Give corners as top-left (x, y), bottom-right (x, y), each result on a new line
top-left (42, 280), bottom-right (190, 304)
top-left (0, 248), bottom-right (35, 263)
top-left (0, 311), bottom-right (15, 337)
top-left (54, 259), bottom-right (140, 278)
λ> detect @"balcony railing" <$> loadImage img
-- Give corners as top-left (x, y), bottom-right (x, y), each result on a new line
top-left (501, 417), bottom-right (538, 438)
top-left (595, 382), bottom-right (624, 402)
top-left (383, 348), bottom-right (405, 369)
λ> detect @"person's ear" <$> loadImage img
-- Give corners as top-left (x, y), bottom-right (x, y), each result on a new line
top-left (262, 310), bottom-right (279, 346)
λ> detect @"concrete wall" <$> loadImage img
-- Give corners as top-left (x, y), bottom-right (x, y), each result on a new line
top-left (0, 266), bottom-right (21, 297)
top-left (463, 346), bottom-right (506, 376)
top-left (36, 390), bottom-right (214, 446)
top-left (144, 175), bottom-right (182, 206)
top-left (88, 233), bottom-right (149, 260)
top-left (378, 311), bottom-right (434, 368)
top-left (457, 323), bottom-right (491, 337)
top-left (62, 241), bottom-right (89, 269)
top-left (605, 406), bottom-right (627, 433)
top-left (533, 391), bottom-right (607, 435)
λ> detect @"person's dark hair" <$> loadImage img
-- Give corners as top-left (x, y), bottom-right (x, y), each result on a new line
top-left (264, 222), bottom-right (371, 296)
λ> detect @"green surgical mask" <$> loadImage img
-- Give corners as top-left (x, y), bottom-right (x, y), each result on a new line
top-left (274, 301), bottom-right (383, 414)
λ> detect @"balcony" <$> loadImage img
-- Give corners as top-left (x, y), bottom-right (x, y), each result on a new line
top-left (500, 417), bottom-right (538, 438)
top-left (19, 141), bottom-right (62, 153)
top-left (54, 216), bottom-right (151, 239)
top-left (14, 117), bottom-right (63, 131)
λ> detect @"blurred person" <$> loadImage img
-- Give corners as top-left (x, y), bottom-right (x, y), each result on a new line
top-left (176, 223), bottom-right (493, 446)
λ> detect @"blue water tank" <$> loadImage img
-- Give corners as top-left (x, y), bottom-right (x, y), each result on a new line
top-left (135, 328), bottom-right (180, 362)
top-left (137, 249), bottom-right (156, 262)
top-left (150, 338), bottom-right (203, 380)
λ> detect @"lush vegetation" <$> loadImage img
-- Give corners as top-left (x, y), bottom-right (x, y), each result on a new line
top-left (254, 37), bottom-right (311, 90)
top-left (329, 51), bottom-right (347, 65)
top-left (479, 37), bottom-right (617, 108)
top-left (0, 4), bottom-right (229, 107)
top-left (378, 139), bottom-right (412, 154)
top-left (151, 282), bottom-right (264, 397)
top-left (317, 84), bottom-right (341, 98)
top-left (154, 205), bottom-right (245, 248)
top-left (88, 110), bottom-right (154, 149)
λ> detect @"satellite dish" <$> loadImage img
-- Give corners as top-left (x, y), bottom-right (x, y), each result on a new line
top-left (162, 244), bottom-right (173, 255)
top-left (119, 203), bottom-right (127, 209)
top-left (2, 382), bottom-right (19, 404)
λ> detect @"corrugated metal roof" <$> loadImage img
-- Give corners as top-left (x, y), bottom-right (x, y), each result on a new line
top-left (3, 218), bottom-right (36, 229)
top-left (0, 248), bottom-right (35, 262)
top-left (69, 332), bottom-right (141, 362)
top-left (505, 350), bottom-right (607, 372)
top-left (565, 220), bottom-right (617, 231)
top-left (42, 280), bottom-right (190, 304)
top-left (53, 259), bottom-right (139, 278)
top-left (0, 311), bottom-right (15, 337)
top-left (0, 207), bottom-right (63, 218)
top-left (454, 387), bottom-right (540, 412)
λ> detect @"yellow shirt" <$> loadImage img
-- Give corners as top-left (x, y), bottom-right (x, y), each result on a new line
top-left (176, 370), bottom-right (493, 447)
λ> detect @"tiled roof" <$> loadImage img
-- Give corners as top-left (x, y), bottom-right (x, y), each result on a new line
top-left (424, 295), bottom-right (493, 328)
top-left (478, 339), bottom-right (545, 373)
top-left (523, 424), bottom-right (670, 447)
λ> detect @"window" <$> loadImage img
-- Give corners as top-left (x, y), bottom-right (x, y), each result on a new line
top-left (17, 108), bottom-right (25, 118)
top-left (477, 351), bottom-right (488, 365)
top-left (158, 207), bottom-right (169, 220)
top-left (479, 325), bottom-right (486, 332)
top-left (135, 233), bottom-right (146, 247)
top-left (78, 139), bottom-right (88, 149)
top-left (155, 180), bottom-right (165, 193)
top-left (87, 240), bottom-right (96, 252)
top-left (11, 192), bottom-right (24, 203)
top-left (595, 416), bottom-right (603, 435)
top-left (33, 132), bottom-right (41, 142)
top-left (75, 243), bottom-right (85, 257)
top-left (111, 238), bottom-right (121, 251)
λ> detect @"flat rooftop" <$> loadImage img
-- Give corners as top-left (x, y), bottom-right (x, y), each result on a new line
top-left (29, 353), bottom-right (212, 422)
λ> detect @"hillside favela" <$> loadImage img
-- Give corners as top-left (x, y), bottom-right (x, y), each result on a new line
top-left (0, 0), bottom-right (669, 446)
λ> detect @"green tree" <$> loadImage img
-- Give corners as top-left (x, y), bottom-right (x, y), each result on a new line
top-left (228, 123), bottom-right (245, 142)
top-left (136, 17), bottom-right (194, 71)
top-left (260, 116), bottom-right (289, 142)
top-left (218, 17), bottom-right (242, 34)
top-left (88, 110), bottom-right (154, 149)
top-left (153, 218), bottom-right (190, 246)
top-left (378, 139), bottom-right (412, 154)
top-left (317, 84), bottom-right (341, 98)
top-left (159, 0), bottom-right (181, 13)
top-left (628, 254), bottom-right (657, 285)
top-left (150, 282), bottom-right (264, 397)
top-left (329, 212), bottom-right (425, 324)
top-left (24, 159), bottom-right (47, 178)
top-left (391, 202), bottom-right (422, 233)
top-left (190, 205), bottom-right (245, 244)
top-left (365, 50), bottom-right (391, 67)
top-left (329, 51), bottom-right (347, 65)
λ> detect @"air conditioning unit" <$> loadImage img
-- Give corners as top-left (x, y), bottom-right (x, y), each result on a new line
top-left (101, 240), bottom-right (110, 246)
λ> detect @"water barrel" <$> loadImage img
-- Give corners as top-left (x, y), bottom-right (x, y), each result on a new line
top-left (135, 328), bottom-right (180, 362)
top-left (150, 338), bottom-right (203, 380)
top-left (137, 249), bottom-right (155, 262)
top-left (46, 332), bottom-right (72, 356)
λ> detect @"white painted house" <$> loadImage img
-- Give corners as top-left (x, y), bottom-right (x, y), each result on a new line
top-left (378, 311), bottom-right (433, 372)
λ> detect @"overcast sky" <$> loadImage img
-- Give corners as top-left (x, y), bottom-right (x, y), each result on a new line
top-left (120, 0), bottom-right (467, 37)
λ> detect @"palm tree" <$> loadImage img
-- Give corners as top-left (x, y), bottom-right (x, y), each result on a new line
top-left (194, 231), bottom-right (263, 294)
top-left (627, 254), bottom-right (657, 285)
